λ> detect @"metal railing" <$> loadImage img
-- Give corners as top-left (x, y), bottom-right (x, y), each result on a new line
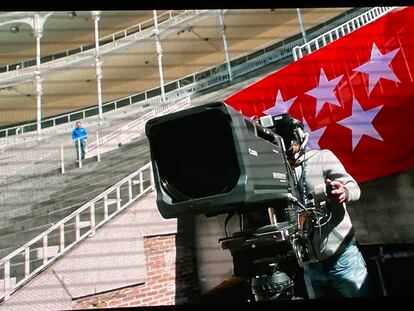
top-left (0, 10), bottom-right (212, 90)
top-left (56, 96), bottom-right (191, 172)
top-left (84, 96), bottom-right (191, 161)
top-left (292, 6), bottom-right (396, 60)
top-left (0, 6), bottom-right (397, 303)
top-left (0, 10), bottom-right (214, 143)
top-left (0, 162), bottom-right (154, 302)
top-left (0, 93), bottom-right (190, 302)
top-left (1, 6), bottom-right (382, 182)
top-left (0, 7), bottom-right (372, 143)
top-left (0, 91), bottom-right (160, 148)
top-left (0, 11), bottom-right (187, 74)
top-left (0, 93), bottom-right (188, 189)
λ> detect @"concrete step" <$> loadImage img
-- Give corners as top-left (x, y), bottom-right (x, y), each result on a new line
top-left (0, 110), bottom-right (152, 261)
top-left (0, 137), bottom-right (150, 224)
top-left (0, 197), bottom-right (129, 259)
top-left (0, 176), bottom-right (135, 251)
top-left (0, 223), bottom-right (52, 255)
top-left (0, 187), bottom-right (130, 243)
top-left (0, 207), bottom-right (107, 251)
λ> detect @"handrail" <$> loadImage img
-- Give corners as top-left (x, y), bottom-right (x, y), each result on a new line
top-left (85, 96), bottom-right (191, 155)
top-left (0, 7), bottom-right (369, 144)
top-left (0, 10), bottom-right (212, 90)
top-left (0, 6), bottom-right (392, 302)
top-left (0, 94), bottom-right (189, 185)
top-left (0, 7), bottom-right (368, 144)
top-left (0, 162), bottom-right (154, 302)
top-left (0, 97), bottom-right (190, 300)
top-left (292, 7), bottom-right (396, 60)
top-left (0, 92), bottom-right (157, 150)
top-left (0, 11), bottom-right (186, 74)
top-left (57, 96), bottom-right (191, 172)
top-left (0, 10), bottom-right (212, 144)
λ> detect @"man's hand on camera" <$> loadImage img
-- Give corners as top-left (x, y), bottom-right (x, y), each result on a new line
top-left (325, 179), bottom-right (348, 203)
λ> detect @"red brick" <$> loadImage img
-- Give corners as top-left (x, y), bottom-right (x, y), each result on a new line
top-left (108, 301), bottom-right (121, 306)
top-left (73, 233), bottom-right (199, 307)
top-left (152, 294), bottom-right (165, 300)
top-left (158, 286), bottom-right (169, 291)
top-left (151, 284), bottom-right (164, 291)
top-left (129, 299), bottom-right (143, 306)
top-left (142, 297), bottom-right (153, 303)
top-left (118, 303), bottom-right (130, 307)
top-left (128, 300), bottom-right (143, 307)
top-left (130, 288), bottom-right (144, 295)
top-left (146, 290), bottom-right (159, 296)
top-left (115, 293), bottom-right (128, 299)
top-left (160, 297), bottom-right (174, 303)
top-left (121, 295), bottom-right (138, 303)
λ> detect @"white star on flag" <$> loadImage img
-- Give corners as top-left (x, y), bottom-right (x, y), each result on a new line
top-left (305, 68), bottom-right (344, 116)
top-left (263, 90), bottom-right (296, 116)
top-left (353, 43), bottom-right (400, 95)
top-left (302, 117), bottom-right (327, 150)
top-left (337, 97), bottom-right (384, 151)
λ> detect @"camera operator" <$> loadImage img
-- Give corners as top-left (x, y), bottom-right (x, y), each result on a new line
top-left (274, 114), bottom-right (374, 299)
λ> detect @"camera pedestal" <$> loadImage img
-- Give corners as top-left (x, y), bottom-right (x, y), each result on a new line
top-left (219, 221), bottom-right (300, 301)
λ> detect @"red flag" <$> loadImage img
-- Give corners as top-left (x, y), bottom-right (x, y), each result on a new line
top-left (225, 7), bottom-right (414, 183)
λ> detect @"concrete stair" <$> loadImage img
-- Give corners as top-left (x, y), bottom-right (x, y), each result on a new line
top-left (0, 104), bottom-right (154, 186)
top-left (0, 50), bottom-right (289, 265)
top-left (0, 136), bottom-right (151, 259)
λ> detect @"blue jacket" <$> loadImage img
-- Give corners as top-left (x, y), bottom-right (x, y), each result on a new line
top-left (72, 127), bottom-right (87, 141)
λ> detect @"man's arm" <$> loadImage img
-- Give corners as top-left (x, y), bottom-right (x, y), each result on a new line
top-left (322, 149), bottom-right (360, 203)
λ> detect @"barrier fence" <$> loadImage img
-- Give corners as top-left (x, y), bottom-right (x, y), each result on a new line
top-left (0, 162), bottom-right (154, 302)
top-left (292, 7), bottom-right (395, 60)
top-left (0, 7), bottom-right (374, 143)
top-left (0, 6), bottom-right (396, 304)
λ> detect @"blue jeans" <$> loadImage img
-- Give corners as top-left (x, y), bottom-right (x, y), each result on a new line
top-left (303, 243), bottom-right (373, 299)
top-left (75, 139), bottom-right (85, 160)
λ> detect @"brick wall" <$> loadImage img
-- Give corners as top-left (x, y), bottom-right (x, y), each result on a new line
top-left (73, 233), bottom-right (200, 308)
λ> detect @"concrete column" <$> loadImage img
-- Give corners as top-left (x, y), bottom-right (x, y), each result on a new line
top-left (92, 11), bottom-right (103, 120)
top-left (153, 10), bottom-right (166, 102)
top-left (33, 14), bottom-right (44, 139)
top-left (34, 72), bottom-right (43, 138)
top-left (219, 10), bottom-right (232, 81)
top-left (296, 8), bottom-right (307, 44)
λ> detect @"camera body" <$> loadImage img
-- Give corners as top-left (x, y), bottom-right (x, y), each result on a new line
top-left (145, 102), bottom-right (311, 301)
top-left (145, 102), bottom-right (297, 219)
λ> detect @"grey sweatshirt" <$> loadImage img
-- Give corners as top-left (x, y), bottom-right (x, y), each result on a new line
top-left (294, 148), bottom-right (361, 262)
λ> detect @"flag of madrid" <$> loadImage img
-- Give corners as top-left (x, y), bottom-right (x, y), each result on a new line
top-left (225, 7), bottom-right (414, 183)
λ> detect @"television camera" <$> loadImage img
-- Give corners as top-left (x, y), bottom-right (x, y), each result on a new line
top-left (145, 102), bottom-right (321, 301)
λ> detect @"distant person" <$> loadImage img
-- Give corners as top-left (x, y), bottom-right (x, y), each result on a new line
top-left (71, 121), bottom-right (87, 161)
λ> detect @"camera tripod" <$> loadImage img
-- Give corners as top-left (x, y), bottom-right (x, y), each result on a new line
top-left (219, 206), bottom-right (307, 302)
